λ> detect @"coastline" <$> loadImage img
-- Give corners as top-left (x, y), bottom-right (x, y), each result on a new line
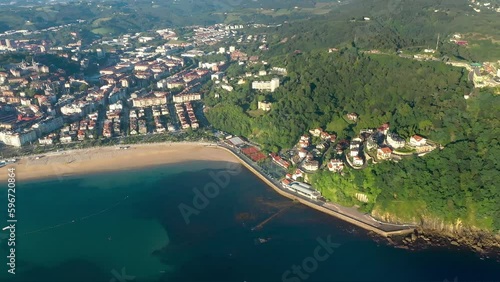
top-left (0, 141), bottom-right (413, 237)
top-left (2, 141), bottom-right (498, 257)
top-left (215, 144), bottom-right (415, 238)
top-left (0, 142), bottom-right (239, 182)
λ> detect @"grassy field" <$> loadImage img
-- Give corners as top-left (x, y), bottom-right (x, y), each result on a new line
top-left (91, 27), bottom-right (116, 36)
top-left (467, 39), bottom-right (500, 62)
top-left (91, 17), bottom-right (113, 27)
top-left (247, 109), bottom-right (266, 118)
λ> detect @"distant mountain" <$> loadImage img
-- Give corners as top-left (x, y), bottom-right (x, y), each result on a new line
top-left (0, 0), bottom-right (339, 34)
top-left (258, 0), bottom-right (500, 62)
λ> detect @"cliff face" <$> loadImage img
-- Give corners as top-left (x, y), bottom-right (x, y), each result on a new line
top-left (371, 209), bottom-right (500, 258)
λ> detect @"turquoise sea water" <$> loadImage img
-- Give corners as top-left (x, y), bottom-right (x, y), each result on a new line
top-left (0, 161), bottom-right (498, 282)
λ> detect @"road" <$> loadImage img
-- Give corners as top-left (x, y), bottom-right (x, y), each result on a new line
top-left (217, 143), bottom-right (417, 234)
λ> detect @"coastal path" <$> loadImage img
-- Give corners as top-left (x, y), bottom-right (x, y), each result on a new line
top-left (217, 143), bottom-right (417, 237)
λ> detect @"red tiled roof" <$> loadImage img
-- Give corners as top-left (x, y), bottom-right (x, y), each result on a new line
top-left (412, 135), bottom-right (424, 141)
top-left (380, 147), bottom-right (392, 154)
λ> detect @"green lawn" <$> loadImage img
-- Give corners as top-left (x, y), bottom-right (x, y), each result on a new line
top-left (247, 109), bottom-right (266, 118)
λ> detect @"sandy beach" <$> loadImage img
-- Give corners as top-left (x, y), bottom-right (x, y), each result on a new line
top-left (0, 142), bottom-right (239, 182)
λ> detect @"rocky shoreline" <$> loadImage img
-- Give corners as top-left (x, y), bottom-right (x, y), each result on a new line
top-left (371, 228), bottom-right (500, 262)
top-left (371, 211), bottom-right (500, 261)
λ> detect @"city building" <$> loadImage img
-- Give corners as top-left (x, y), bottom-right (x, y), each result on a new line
top-left (0, 130), bottom-right (37, 147)
top-left (173, 93), bottom-right (202, 103)
top-left (283, 181), bottom-right (321, 200)
top-left (31, 117), bottom-right (64, 136)
top-left (252, 78), bottom-right (280, 92)
top-left (132, 95), bottom-right (168, 107)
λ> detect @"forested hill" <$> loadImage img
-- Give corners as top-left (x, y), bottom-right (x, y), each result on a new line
top-left (205, 49), bottom-right (500, 231)
top-left (209, 50), bottom-right (474, 150)
top-left (256, 0), bottom-right (500, 62)
top-left (0, 0), bottom-right (338, 34)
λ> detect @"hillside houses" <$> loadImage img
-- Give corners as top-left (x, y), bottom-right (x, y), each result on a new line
top-left (410, 135), bottom-right (427, 147)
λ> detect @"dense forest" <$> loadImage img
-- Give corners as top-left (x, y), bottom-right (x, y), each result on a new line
top-left (254, 0), bottom-right (500, 62)
top-left (205, 49), bottom-right (500, 231)
top-left (209, 49), bottom-right (473, 149)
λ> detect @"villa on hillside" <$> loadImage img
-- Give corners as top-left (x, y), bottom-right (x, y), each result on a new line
top-left (347, 112), bottom-right (358, 122)
top-left (328, 159), bottom-right (344, 172)
top-left (410, 135), bottom-right (427, 147)
top-left (270, 153), bottom-right (290, 169)
top-left (352, 156), bottom-right (364, 166)
top-left (303, 160), bottom-right (319, 171)
top-left (377, 147), bottom-right (393, 160)
top-left (298, 135), bottom-right (310, 148)
top-left (386, 133), bottom-right (406, 149)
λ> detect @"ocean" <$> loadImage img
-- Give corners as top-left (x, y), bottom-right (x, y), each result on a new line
top-left (0, 161), bottom-right (498, 282)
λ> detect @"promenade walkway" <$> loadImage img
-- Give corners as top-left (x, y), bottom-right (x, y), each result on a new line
top-left (215, 142), bottom-right (417, 237)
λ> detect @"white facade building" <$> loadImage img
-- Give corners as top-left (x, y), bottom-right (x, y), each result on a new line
top-left (252, 78), bottom-right (280, 92)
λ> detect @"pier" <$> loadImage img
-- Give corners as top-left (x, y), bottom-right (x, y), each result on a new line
top-left (216, 143), bottom-right (416, 237)
top-left (251, 204), bottom-right (294, 231)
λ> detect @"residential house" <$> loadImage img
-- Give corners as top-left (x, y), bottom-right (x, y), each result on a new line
top-left (298, 148), bottom-right (308, 159)
top-left (38, 136), bottom-right (54, 145)
top-left (221, 84), bottom-right (233, 91)
top-left (349, 150), bottom-right (359, 158)
top-left (292, 169), bottom-right (304, 180)
top-left (270, 153), bottom-right (290, 169)
top-left (347, 112), bottom-right (358, 122)
top-left (258, 101), bottom-right (272, 111)
top-left (298, 135), bottom-right (310, 148)
top-left (327, 159), bottom-right (344, 172)
top-left (303, 160), bottom-right (319, 171)
top-left (386, 133), bottom-right (406, 149)
top-left (350, 137), bottom-right (362, 149)
top-left (378, 123), bottom-right (390, 135)
top-left (352, 156), bottom-right (364, 166)
top-left (211, 72), bottom-right (224, 80)
top-left (410, 135), bottom-right (427, 147)
top-left (377, 147), bottom-right (393, 160)
top-left (309, 128), bottom-right (322, 137)
top-left (320, 131), bottom-right (335, 141)
top-left (60, 135), bottom-right (73, 144)
top-left (316, 142), bottom-right (328, 150)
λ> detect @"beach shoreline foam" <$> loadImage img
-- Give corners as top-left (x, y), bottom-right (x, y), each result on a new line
top-left (0, 142), bottom-right (238, 182)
